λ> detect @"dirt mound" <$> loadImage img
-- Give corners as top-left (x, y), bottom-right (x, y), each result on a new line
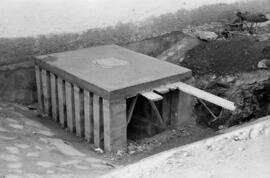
top-left (157, 36), bottom-right (201, 64)
top-left (182, 36), bottom-right (270, 75)
top-left (123, 31), bottom-right (185, 57)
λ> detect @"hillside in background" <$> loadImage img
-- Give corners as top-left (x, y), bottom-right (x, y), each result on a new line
top-left (0, 0), bottom-right (269, 66)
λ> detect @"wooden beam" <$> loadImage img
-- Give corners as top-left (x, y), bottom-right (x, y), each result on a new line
top-left (176, 82), bottom-right (236, 111)
top-left (141, 91), bottom-right (163, 102)
top-left (154, 86), bottom-right (170, 94)
top-left (147, 100), bottom-right (166, 129)
top-left (127, 96), bottom-right (138, 125)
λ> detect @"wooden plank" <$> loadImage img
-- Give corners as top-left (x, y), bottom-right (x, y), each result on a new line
top-left (74, 85), bottom-right (84, 137)
top-left (93, 94), bottom-right (101, 148)
top-left (57, 78), bottom-right (66, 127)
top-left (141, 91), bottom-right (163, 102)
top-left (103, 99), bottom-right (127, 152)
top-left (154, 86), bottom-right (170, 94)
top-left (50, 73), bottom-right (58, 121)
top-left (66, 82), bottom-right (75, 132)
top-left (127, 96), bottom-right (138, 125)
top-left (35, 66), bottom-right (43, 112)
top-left (41, 69), bottom-right (51, 115)
top-left (84, 90), bottom-right (94, 142)
top-left (177, 82), bottom-right (236, 111)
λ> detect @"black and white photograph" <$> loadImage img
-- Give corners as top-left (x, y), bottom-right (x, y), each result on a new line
top-left (0, 0), bottom-right (270, 177)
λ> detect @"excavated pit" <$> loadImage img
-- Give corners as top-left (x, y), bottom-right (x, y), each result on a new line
top-left (195, 77), bottom-right (270, 130)
top-left (127, 95), bottom-right (164, 141)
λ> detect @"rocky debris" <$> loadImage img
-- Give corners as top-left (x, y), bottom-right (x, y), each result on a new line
top-left (183, 23), bottom-right (224, 34)
top-left (193, 30), bottom-right (218, 41)
top-left (124, 31), bottom-right (185, 57)
top-left (194, 70), bottom-right (270, 130)
top-left (257, 59), bottom-right (270, 69)
top-left (255, 34), bottom-right (270, 41)
top-left (94, 148), bottom-right (104, 154)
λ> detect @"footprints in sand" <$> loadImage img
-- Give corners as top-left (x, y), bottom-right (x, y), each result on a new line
top-left (8, 124), bottom-right (24, 130)
top-left (8, 162), bottom-right (23, 169)
top-left (5, 147), bottom-right (20, 154)
top-left (14, 144), bottom-right (29, 149)
top-left (0, 154), bottom-right (20, 162)
top-left (26, 152), bottom-right (40, 157)
top-left (0, 105), bottom-right (111, 177)
top-left (36, 161), bottom-right (55, 168)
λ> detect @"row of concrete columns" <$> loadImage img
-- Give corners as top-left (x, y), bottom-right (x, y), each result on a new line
top-left (35, 65), bottom-right (127, 152)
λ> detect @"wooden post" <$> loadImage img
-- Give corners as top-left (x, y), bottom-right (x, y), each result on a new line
top-left (41, 69), bottom-right (51, 116)
top-left (57, 78), bottom-right (66, 127)
top-left (103, 99), bottom-right (127, 152)
top-left (50, 73), bottom-right (58, 121)
top-left (35, 66), bottom-right (43, 112)
top-left (74, 85), bottom-right (84, 137)
top-left (66, 82), bottom-right (75, 132)
top-left (93, 94), bottom-right (101, 148)
top-left (84, 90), bottom-right (94, 142)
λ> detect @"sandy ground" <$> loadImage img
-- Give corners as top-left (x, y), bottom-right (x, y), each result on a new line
top-left (0, 102), bottom-right (114, 178)
top-left (0, 101), bottom-right (216, 178)
top-left (101, 116), bottom-right (270, 178)
top-left (143, 133), bottom-right (270, 178)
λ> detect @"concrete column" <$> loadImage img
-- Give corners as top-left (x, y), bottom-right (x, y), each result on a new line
top-left (50, 73), bottom-right (58, 121)
top-left (35, 66), bottom-right (43, 112)
top-left (171, 77), bottom-right (195, 127)
top-left (103, 99), bottom-right (127, 152)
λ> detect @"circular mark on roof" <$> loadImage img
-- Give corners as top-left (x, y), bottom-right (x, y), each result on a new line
top-left (93, 57), bottom-right (128, 68)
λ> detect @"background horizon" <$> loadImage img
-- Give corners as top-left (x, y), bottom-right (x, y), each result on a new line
top-left (0, 0), bottom-right (245, 37)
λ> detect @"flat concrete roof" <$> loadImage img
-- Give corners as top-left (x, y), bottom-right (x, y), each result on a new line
top-left (35, 45), bottom-right (191, 99)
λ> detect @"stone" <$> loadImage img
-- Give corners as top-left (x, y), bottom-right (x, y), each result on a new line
top-left (257, 59), bottom-right (270, 69)
top-left (193, 30), bottom-right (218, 41)
top-left (94, 148), bottom-right (104, 154)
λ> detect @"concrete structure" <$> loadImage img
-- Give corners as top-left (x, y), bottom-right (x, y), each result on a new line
top-left (34, 44), bottom-right (192, 152)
